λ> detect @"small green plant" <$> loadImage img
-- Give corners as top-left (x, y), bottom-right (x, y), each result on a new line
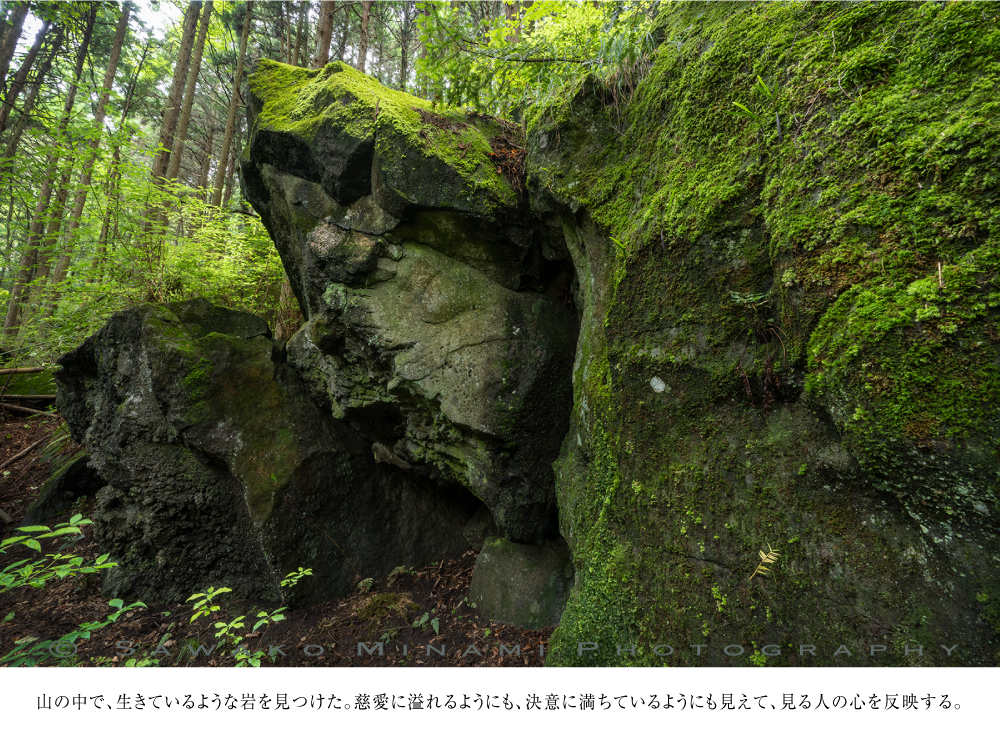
top-left (729, 75), bottom-right (779, 137)
top-left (0, 513), bottom-right (149, 666)
top-left (711, 584), bottom-right (728, 612)
top-left (357, 577), bottom-right (374, 594)
top-left (1, 598), bottom-right (147, 667)
top-left (411, 612), bottom-right (440, 635)
top-left (749, 648), bottom-right (768, 667)
top-left (387, 565), bottom-right (414, 585)
top-left (185, 569), bottom-right (308, 667)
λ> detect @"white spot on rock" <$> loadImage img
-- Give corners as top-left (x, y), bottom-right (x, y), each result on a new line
top-left (650, 376), bottom-right (665, 393)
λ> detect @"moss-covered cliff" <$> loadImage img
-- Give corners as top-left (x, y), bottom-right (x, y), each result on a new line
top-left (529, 1), bottom-right (1000, 665)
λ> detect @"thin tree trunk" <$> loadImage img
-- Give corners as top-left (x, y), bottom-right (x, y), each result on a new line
top-left (398, 2), bottom-right (414, 92)
top-left (0, 194), bottom-right (15, 284)
top-left (47, 4), bottom-right (131, 301)
top-left (417, 2), bottom-right (429, 97)
top-left (91, 39), bottom-right (150, 284)
top-left (25, 160), bottom-right (74, 313)
top-left (313, 0), bottom-right (335, 68)
top-left (222, 146), bottom-right (236, 206)
top-left (150, 2), bottom-right (200, 184)
top-left (284, 2), bottom-right (293, 64)
top-left (292, 0), bottom-right (307, 66)
top-left (335, 2), bottom-right (349, 62)
top-left (2, 7), bottom-right (94, 340)
top-left (0, 1), bottom-right (28, 92)
top-left (198, 123), bottom-right (214, 193)
top-left (212, 0), bottom-right (253, 208)
top-left (357, 1), bottom-right (373, 73)
top-left (165, 1), bottom-right (213, 184)
top-left (1, 25), bottom-right (62, 167)
top-left (0, 19), bottom-right (51, 136)
top-left (504, 1), bottom-right (520, 44)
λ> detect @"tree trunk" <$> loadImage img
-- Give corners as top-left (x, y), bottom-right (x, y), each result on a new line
top-left (357, 1), bottom-right (374, 73)
top-left (25, 160), bottom-right (74, 313)
top-left (0, 1), bottom-right (28, 93)
top-left (284, 2), bottom-right (293, 64)
top-left (212, 0), bottom-right (253, 208)
top-left (292, 0), bottom-right (307, 66)
top-left (165, 1), bottom-right (213, 184)
top-left (1, 24), bottom-right (62, 166)
top-left (222, 146), bottom-right (236, 206)
top-left (47, 4), bottom-right (131, 299)
top-left (91, 39), bottom-right (150, 284)
top-left (198, 123), bottom-right (214, 193)
top-left (417, 2), bottom-right (429, 97)
top-left (0, 195), bottom-right (13, 285)
top-left (150, 2), bottom-right (200, 184)
top-left (2, 6), bottom-right (94, 340)
top-left (312, 1), bottom-right (335, 68)
top-left (334, 2), bottom-right (348, 62)
top-left (0, 19), bottom-right (51, 136)
top-left (504, 1), bottom-right (520, 44)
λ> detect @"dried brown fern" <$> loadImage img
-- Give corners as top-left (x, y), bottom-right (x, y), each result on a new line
top-left (749, 543), bottom-right (780, 581)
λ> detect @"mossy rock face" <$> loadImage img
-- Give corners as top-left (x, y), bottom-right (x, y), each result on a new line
top-left (244, 62), bottom-right (579, 545)
top-left (523, 1), bottom-right (1000, 665)
top-left (244, 59), bottom-right (517, 220)
top-left (56, 299), bottom-right (478, 605)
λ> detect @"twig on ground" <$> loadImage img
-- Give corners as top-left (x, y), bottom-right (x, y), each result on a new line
top-left (0, 436), bottom-right (49, 473)
top-left (1, 403), bottom-right (57, 417)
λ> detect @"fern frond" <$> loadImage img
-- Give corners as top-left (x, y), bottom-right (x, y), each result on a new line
top-left (749, 543), bottom-right (780, 580)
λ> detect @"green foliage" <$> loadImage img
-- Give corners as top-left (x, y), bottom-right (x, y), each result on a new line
top-left (1, 598), bottom-right (147, 667)
top-left (411, 611), bottom-right (440, 635)
top-left (1, 514), bottom-right (115, 595)
top-left (184, 569), bottom-right (309, 667)
top-left (417, 1), bottom-right (658, 118)
top-left (1, 514), bottom-right (146, 667)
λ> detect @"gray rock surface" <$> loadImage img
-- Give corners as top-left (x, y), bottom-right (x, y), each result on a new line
top-left (56, 299), bottom-right (478, 605)
top-left (468, 537), bottom-right (574, 629)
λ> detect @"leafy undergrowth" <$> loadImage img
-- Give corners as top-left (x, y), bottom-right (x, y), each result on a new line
top-left (0, 412), bottom-right (550, 667)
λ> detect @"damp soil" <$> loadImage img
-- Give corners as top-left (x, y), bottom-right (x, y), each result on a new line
top-left (0, 412), bottom-right (551, 667)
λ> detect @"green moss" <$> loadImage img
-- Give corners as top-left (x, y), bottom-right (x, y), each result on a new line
top-left (249, 59), bottom-right (516, 208)
top-left (533, 1), bottom-right (1000, 665)
top-left (182, 357), bottom-right (214, 400)
top-left (807, 247), bottom-right (1000, 454)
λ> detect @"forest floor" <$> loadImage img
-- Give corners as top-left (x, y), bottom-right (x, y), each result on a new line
top-left (0, 411), bottom-right (552, 667)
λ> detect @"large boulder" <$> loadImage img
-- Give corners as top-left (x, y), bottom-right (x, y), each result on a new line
top-left (242, 60), bottom-right (578, 544)
top-left (526, 2), bottom-right (1000, 665)
top-left (56, 299), bottom-right (479, 604)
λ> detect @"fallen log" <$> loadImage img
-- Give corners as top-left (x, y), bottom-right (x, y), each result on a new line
top-left (0, 403), bottom-right (57, 416)
top-left (0, 366), bottom-right (46, 375)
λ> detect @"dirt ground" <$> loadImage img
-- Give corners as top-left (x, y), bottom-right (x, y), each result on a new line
top-left (0, 411), bottom-right (552, 667)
